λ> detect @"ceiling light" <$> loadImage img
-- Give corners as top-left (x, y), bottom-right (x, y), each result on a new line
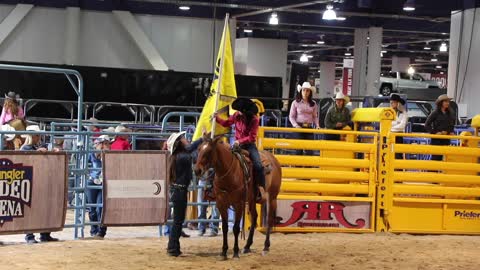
top-left (381, 50), bottom-right (387, 53)
top-left (431, 58), bottom-right (438, 62)
top-left (322, 5), bottom-right (337, 20)
top-left (336, 17), bottom-right (346, 21)
top-left (243, 29), bottom-right (253, 33)
top-left (407, 66), bottom-right (415, 74)
top-left (179, 6), bottom-right (190, 11)
top-left (300, 54), bottom-right (309, 62)
top-left (317, 40), bottom-right (325, 45)
top-left (435, 65), bottom-right (442, 69)
top-left (345, 52), bottom-right (352, 56)
top-left (269, 12), bottom-right (279, 25)
top-left (440, 71), bottom-right (444, 74)
top-left (307, 55), bottom-right (314, 58)
top-left (424, 46), bottom-right (431, 50)
top-left (403, 0), bottom-right (415, 11)
top-left (439, 42), bottom-right (448, 52)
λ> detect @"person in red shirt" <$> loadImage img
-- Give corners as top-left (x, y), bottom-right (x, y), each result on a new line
top-left (215, 98), bottom-right (265, 202)
top-left (111, 125), bottom-right (132, 150)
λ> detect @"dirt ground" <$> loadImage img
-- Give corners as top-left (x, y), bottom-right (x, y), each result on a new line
top-left (0, 231), bottom-right (478, 270)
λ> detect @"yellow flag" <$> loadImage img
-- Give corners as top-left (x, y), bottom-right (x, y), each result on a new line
top-left (193, 16), bottom-right (237, 141)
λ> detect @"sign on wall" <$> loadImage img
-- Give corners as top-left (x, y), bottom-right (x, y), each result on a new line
top-left (275, 200), bottom-right (371, 229)
top-left (102, 151), bottom-right (169, 226)
top-left (342, 59), bottom-right (354, 96)
top-left (0, 153), bottom-right (67, 235)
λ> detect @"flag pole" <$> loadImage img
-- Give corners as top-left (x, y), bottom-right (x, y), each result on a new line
top-left (210, 13), bottom-right (230, 139)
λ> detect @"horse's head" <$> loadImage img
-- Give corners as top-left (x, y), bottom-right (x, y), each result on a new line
top-left (194, 134), bottom-right (223, 177)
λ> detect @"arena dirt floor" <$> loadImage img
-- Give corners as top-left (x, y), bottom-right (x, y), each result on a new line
top-left (0, 211), bottom-right (478, 270)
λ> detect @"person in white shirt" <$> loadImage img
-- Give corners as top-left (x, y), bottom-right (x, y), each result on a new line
top-left (390, 94), bottom-right (408, 159)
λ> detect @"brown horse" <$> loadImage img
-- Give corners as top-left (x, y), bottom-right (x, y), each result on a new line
top-left (194, 135), bottom-right (282, 260)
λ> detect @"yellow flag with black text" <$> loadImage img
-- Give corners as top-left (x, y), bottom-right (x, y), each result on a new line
top-left (193, 16), bottom-right (237, 141)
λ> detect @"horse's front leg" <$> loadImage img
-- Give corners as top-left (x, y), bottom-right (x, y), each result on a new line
top-left (232, 202), bottom-right (243, 259)
top-left (218, 203), bottom-right (229, 260)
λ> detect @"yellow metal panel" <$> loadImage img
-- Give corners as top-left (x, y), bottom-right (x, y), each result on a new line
top-left (393, 172), bottom-right (480, 185)
top-left (471, 114), bottom-right (480, 128)
top-left (262, 138), bottom-right (373, 152)
top-left (443, 205), bottom-right (480, 232)
top-left (394, 184), bottom-right (480, 197)
top-left (280, 181), bottom-right (369, 194)
top-left (259, 126), bottom-right (378, 136)
top-left (282, 168), bottom-right (369, 181)
top-left (394, 197), bottom-right (480, 205)
top-left (394, 159), bottom-right (480, 172)
top-left (390, 202), bottom-right (445, 232)
top-left (278, 194), bottom-right (374, 202)
top-left (351, 108), bottom-right (396, 122)
top-left (275, 155), bottom-right (370, 168)
top-left (395, 143), bottom-right (480, 156)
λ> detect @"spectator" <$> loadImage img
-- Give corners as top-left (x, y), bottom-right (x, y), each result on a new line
top-left (87, 135), bottom-right (111, 238)
top-left (0, 91), bottom-right (24, 125)
top-left (85, 117), bottom-right (101, 138)
top-left (111, 125), bottom-right (131, 150)
top-left (425, 94), bottom-right (456, 161)
top-left (21, 125), bottom-right (58, 244)
top-left (390, 94), bottom-right (408, 159)
top-left (0, 124), bottom-right (15, 150)
top-left (289, 82), bottom-right (320, 154)
top-left (324, 92), bottom-right (351, 141)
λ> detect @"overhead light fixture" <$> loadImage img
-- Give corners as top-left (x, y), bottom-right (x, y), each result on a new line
top-left (403, 0), bottom-right (415, 11)
top-left (300, 54), bottom-right (309, 62)
top-left (435, 65), bottom-right (442, 69)
top-left (439, 42), bottom-right (448, 52)
top-left (407, 66), bottom-right (415, 74)
top-left (336, 17), bottom-right (346, 21)
top-left (269, 12), bottom-right (279, 25)
top-left (179, 6), bottom-right (190, 11)
top-left (424, 45), bottom-right (431, 50)
top-left (322, 4), bottom-right (337, 20)
top-left (440, 71), bottom-right (444, 74)
top-left (381, 50), bottom-right (387, 53)
top-left (344, 51), bottom-right (352, 56)
top-left (317, 40), bottom-right (325, 45)
top-left (431, 58), bottom-right (438, 62)
top-left (243, 29), bottom-right (253, 33)
top-left (307, 55), bottom-right (314, 58)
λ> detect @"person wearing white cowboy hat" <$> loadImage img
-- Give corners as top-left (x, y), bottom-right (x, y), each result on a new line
top-left (164, 130), bottom-right (206, 257)
top-left (289, 81), bottom-right (320, 155)
top-left (86, 134), bottom-right (112, 239)
top-left (1, 91), bottom-right (24, 125)
top-left (390, 94), bottom-right (409, 159)
top-left (20, 124), bottom-right (59, 244)
top-left (0, 124), bottom-right (15, 150)
top-left (111, 125), bottom-right (132, 150)
top-left (425, 94), bottom-right (456, 161)
top-left (324, 91), bottom-right (351, 140)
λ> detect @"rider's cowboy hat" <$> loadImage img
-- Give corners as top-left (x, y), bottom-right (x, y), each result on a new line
top-left (435, 94), bottom-right (452, 106)
top-left (334, 92), bottom-right (350, 104)
top-left (166, 131), bottom-right (186, 154)
top-left (390, 94), bottom-right (406, 105)
top-left (232, 98), bottom-right (258, 116)
top-left (297, 82), bottom-right (316, 93)
top-left (0, 124), bottom-right (15, 141)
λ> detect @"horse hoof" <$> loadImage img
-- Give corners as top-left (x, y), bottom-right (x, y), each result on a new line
top-left (233, 254), bottom-right (240, 260)
top-left (262, 250), bottom-right (269, 256)
top-left (219, 255), bottom-right (228, 261)
top-left (243, 248), bottom-right (252, 254)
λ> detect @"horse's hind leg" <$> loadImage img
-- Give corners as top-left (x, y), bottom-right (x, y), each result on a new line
top-left (232, 205), bottom-right (243, 259)
top-left (219, 207), bottom-right (229, 260)
top-left (264, 195), bottom-right (276, 255)
top-left (243, 201), bottom-right (257, 254)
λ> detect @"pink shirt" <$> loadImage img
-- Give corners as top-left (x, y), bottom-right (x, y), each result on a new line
top-left (0, 107), bottom-right (24, 125)
top-left (289, 100), bottom-right (319, 128)
top-left (216, 112), bottom-right (259, 144)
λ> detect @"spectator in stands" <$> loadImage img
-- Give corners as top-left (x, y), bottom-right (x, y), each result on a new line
top-left (324, 92), bottom-right (351, 140)
top-left (390, 94), bottom-right (408, 159)
top-left (165, 131), bottom-right (205, 257)
top-left (0, 91), bottom-right (24, 125)
top-left (21, 125), bottom-right (59, 244)
top-left (111, 125), bottom-right (131, 150)
top-left (425, 94), bottom-right (456, 161)
top-left (0, 124), bottom-right (15, 150)
top-left (87, 135), bottom-right (111, 238)
top-left (9, 119), bottom-right (26, 150)
top-left (289, 82), bottom-right (320, 155)
top-left (85, 117), bottom-right (101, 138)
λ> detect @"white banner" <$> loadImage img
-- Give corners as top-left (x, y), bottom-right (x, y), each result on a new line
top-left (106, 180), bottom-right (166, 199)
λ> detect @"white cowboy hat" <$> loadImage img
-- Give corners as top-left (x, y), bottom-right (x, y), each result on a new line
top-left (297, 82), bottom-right (316, 93)
top-left (114, 125), bottom-right (131, 133)
top-left (166, 131), bottom-right (186, 154)
top-left (0, 124), bottom-right (15, 141)
top-left (334, 92), bottom-right (350, 104)
top-left (102, 127), bottom-right (116, 133)
top-left (21, 125), bottom-right (42, 138)
top-left (94, 134), bottom-right (112, 144)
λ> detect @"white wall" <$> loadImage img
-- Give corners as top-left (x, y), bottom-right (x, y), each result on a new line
top-left (0, 5), bottom-right (223, 73)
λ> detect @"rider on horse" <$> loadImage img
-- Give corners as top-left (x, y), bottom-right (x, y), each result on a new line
top-left (215, 98), bottom-right (266, 203)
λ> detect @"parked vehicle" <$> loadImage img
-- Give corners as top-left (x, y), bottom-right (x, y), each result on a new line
top-left (376, 72), bottom-right (441, 96)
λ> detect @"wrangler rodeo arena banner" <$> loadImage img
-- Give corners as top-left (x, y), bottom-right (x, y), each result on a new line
top-left (0, 153), bottom-right (68, 234)
top-left (102, 151), bottom-right (168, 226)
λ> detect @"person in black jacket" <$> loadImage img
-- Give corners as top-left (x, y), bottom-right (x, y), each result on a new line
top-left (165, 131), bottom-right (204, 257)
top-left (424, 94), bottom-right (456, 161)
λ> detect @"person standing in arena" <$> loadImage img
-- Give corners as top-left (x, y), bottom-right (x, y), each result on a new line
top-left (166, 131), bottom-right (204, 257)
top-left (289, 82), bottom-right (320, 155)
top-left (425, 94), bottom-right (456, 161)
top-left (390, 94), bottom-right (408, 159)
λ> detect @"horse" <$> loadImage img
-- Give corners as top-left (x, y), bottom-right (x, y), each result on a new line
top-left (194, 135), bottom-right (282, 260)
